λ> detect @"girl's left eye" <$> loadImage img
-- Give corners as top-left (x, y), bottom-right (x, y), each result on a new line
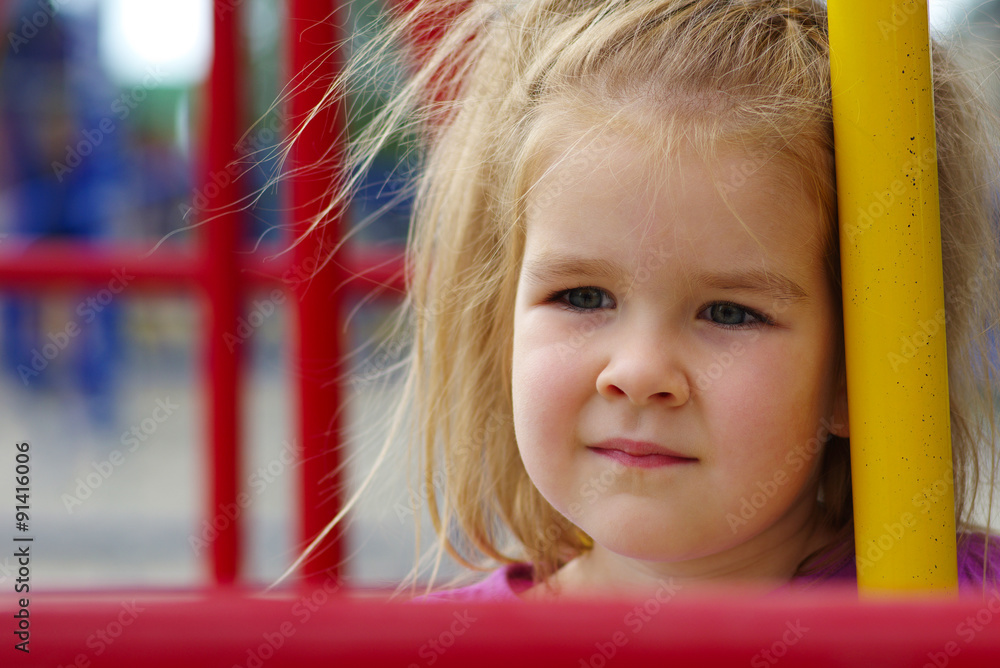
top-left (700, 302), bottom-right (770, 328)
top-left (550, 287), bottom-right (615, 311)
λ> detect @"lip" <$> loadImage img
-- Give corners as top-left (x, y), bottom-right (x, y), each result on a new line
top-left (588, 439), bottom-right (698, 469)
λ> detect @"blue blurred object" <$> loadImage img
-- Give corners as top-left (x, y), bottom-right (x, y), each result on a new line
top-left (0, 2), bottom-right (126, 427)
top-left (349, 154), bottom-right (414, 247)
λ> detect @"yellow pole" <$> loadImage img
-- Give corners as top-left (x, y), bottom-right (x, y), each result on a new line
top-left (828, 0), bottom-right (957, 592)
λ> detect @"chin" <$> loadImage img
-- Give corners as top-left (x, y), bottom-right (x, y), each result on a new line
top-left (586, 520), bottom-right (692, 561)
top-left (584, 512), bottom-right (743, 564)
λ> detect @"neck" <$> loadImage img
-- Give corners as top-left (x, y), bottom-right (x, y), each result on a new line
top-left (529, 504), bottom-right (833, 599)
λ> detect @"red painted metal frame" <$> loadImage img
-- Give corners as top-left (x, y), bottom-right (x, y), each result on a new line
top-left (287, 0), bottom-right (349, 585)
top-left (0, 0), bottom-right (403, 587)
top-left (10, 589), bottom-right (1000, 667)
top-left (204, 0), bottom-right (246, 585)
top-left (0, 244), bottom-right (204, 287)
top-left (0, 244), bottom-right (402, 291)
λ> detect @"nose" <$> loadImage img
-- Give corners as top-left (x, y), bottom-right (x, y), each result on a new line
top-left (596, 332), bottom-right (691, 407)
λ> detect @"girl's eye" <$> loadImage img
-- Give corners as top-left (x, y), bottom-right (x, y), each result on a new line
top-left (702, 302), bottom-right (769, 328)
top-left (554, 287), bottom-right (614, 311)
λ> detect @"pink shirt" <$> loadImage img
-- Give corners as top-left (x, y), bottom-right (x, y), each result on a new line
top-left (422, 533), bottom-right (1000, 601)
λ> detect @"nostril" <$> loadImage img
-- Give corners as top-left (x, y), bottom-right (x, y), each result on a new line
top-left (606, 384), bottom-right (627, 397)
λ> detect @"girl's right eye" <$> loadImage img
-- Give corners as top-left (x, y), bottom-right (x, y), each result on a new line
top-left (549, 287), bottom-right (615, 311)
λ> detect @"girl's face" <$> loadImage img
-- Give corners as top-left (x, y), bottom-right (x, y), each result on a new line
top-left (511, 130), bottom-right (848, 587)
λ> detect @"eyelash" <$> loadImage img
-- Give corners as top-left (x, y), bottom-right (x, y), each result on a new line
top-left (545, 289), bottom-right (773, 329)
top-left (697, 301), bottom-right (774, 330)
top-left (545, 287), bottom-right (616, 313)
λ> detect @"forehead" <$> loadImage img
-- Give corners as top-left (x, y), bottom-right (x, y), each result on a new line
top-left (521, 127), bottom-right (827, 269)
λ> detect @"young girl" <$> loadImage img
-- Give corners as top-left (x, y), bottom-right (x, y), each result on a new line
top-left (316, 0), bottom-right (1000, 598)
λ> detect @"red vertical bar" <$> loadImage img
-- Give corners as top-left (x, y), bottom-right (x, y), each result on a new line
top-left (288, 1), bottom-right (347, 582)
top-left (204, 0), bottom-right (244, 585)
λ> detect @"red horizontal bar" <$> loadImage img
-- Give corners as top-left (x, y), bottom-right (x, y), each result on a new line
top-left (0, 242), bottom-right (204, 288)
top-left (9, 588), bottom-right (1000, 667)
top-left (0, 242), bottom-right (404, 294)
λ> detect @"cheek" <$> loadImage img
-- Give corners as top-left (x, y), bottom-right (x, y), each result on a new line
top-left (513, 316), bottom-right (578, 433)
top-left (512, 331), bottom-right (567, 504)
top-left (511, 308), bottom-right (599, 486)
top-left (706, 334), bottom-right (834, 468)
top-left (702, 343), bottom-right (831, 533)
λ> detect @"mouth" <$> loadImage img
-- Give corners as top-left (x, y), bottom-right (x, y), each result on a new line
top-left (588, 438), bottom-right (698, 469)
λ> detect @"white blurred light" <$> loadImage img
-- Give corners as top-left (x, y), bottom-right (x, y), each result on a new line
top-left (99, 0), bottom-right (212, 86)
top-left (929, 0), bottom-right (959, 31)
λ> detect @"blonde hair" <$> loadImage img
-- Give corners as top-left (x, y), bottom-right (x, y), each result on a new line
top-left (301, 0), bottom-right (1000, 588)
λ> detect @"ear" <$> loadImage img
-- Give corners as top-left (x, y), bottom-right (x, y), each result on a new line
top-left (830, 369), bottom-right (849, 438)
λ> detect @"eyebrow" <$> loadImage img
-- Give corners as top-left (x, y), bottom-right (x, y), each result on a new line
top-left (522, 252), bottom-right (808, 303)
top-left (521, 254), bottom-right (632, 287)
top-left (693, 268), bottom-right (808, 303)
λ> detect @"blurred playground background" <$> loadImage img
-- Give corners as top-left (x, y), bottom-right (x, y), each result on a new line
top-left (0, 0), bottom-right (996, 591)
